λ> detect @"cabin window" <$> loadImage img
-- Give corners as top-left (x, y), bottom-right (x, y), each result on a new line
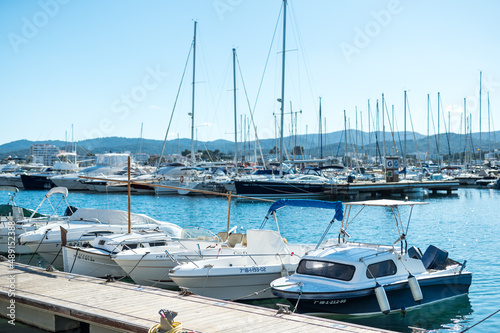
top-left (125, 244), bottom-right (138, 250)
top-left (296, 260), bottom-right (355, 281)
top-left (366, 260), bottom-right (397, 279)
top-left (98, 240), bottom-right (106, 246)
top-left (149, 241), bottom-right (167, 247)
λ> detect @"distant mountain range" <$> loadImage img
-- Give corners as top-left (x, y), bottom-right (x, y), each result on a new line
top-left (1, 130), bottom-right (499, 160)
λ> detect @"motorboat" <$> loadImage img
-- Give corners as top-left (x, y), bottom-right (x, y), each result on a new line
top-left (18, 208), bottom-right (183, 268)
top-left (271, 199), bottom-right (472, 315)
top-left (168, 229), bottom-right (312, 300)
top-left (167, 200), bottom-right (339, 300)
top-left (0, 187), bottom-right (73, 254)
top-left (233, 174), bottom-right (335, 199)
top-left (62, 230), bottom-right (171, 278)
top-left (51, 153), bottom-right (135, 191)
top-left (112, 227), bottom-right (251, 289)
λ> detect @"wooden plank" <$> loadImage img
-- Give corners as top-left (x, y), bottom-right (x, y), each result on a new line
top-left (0, 261), bottom-right (394, 333)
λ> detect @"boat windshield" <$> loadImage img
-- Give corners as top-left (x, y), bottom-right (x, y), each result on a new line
top-left (296, 259), bottom-right (355, 281)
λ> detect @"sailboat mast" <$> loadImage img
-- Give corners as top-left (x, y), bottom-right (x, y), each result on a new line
top-left (190, 21), bottom-right (197, 163)
top-left (479, 70), bottom-right (482, 161)
top-left (233, 48), bottom-right (238, 174)
top-left (427, 94), bottom-right (430, 161)
top-left (382, 93), bottom-right (386, 159)
top-left (279, 0), bottom-right (287, 177)
top-left (488, 91), bottom-right (491, 154)
top-left (404, 90), bottom-right (407, 172)
top-left (319, 97), bottom-right (323, 159)
top-left (344, 110), bottom-right (347, 164)
top-left (368, 100), bottom-right (371, 162)
top-left (437, 92), bottom-right (440, 167)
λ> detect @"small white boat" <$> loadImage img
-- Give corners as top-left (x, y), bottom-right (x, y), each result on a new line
top-left (0, 187), bottom-right (73, 254)
top-left (62, 230), bottom-right (170, 278)
top-left (271, 199), bottom-right (472, 315)
top-left (169, 229), bottom-right (311, 300)
top-left (18, 208), bottom-right (182, 267)
top-left (112, 227), bottom-right (234, 289)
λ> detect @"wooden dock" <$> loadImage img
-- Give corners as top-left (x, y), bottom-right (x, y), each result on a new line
top-left (0, 261), bottom-right (395, 333)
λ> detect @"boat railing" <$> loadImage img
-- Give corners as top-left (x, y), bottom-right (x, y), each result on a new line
top-left (174, 252), bottom-right (303, 269)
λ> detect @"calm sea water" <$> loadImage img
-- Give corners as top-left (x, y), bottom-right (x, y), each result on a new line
top-left (1, 188), bottom-right (499, 332)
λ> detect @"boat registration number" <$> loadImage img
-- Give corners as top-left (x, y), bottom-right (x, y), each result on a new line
top-left (239, 267), bottom-right (266, 273)
top-left (313, 299), bottom-right (346, 305)
top-left (77, 254), bottom-right (95, 262)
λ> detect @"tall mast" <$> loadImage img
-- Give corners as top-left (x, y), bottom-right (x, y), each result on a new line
top-left (319, 97), bottom-right (323, 159)
top-left (361, 110), bottom-right (364, 159)
top-left (190, 21), bottom-right (197, 163)
top-left (479, 70), bottom-right (482, 161)
top-left (427, 94), bottom-right (430, 160)
top-left (488, 91), bottom-right (491, 155)
top-left (404, 90), bottom-right (407, 172)
top-left (344, 110), bottom-right (347, 164)
top-left (437, 92), bottom-right (440, 167)
top-left (232, 48), bottom-right (238, 174)
top-left (279, 0), bottom-right (287, 176)
top-left (464, 98), bottom-right (467, 165)
top-left (382, 93), bottom-right (386, 159)
top-left (368, 99), bottom-right (371, 162)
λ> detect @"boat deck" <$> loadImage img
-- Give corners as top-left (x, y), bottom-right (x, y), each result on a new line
top-left (0, 260), bottom-right (395, 333)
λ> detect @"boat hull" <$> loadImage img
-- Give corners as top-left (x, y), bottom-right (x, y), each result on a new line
top-left (234, 180), bottom-right (328, 199)
top-left (272, 273), bottom-right (472, 315)
top-left (171, 268), bottom-right (293, 300)
top-left (21, 174), bottom-right (56, 190)
top-left (63, 246), bottom-right (127, 278)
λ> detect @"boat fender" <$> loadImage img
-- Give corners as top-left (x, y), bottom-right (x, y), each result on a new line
top-left (374, 283), bottom-right (390, 315)
top-left (408, 274), bottom-right (423, 303)
top-left (180, 176), bottom-right (184, 183)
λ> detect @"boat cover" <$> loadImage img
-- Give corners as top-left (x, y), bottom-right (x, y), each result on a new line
top-left (246, 229), bottom-right (288, 254)
top-left (68, 208), bottom-right (160, 225)
top-left (266, 199), bottom-right (343, 222)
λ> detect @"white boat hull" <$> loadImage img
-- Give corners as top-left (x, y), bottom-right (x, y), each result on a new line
top-left (63, 246), bottom-right (127, 278)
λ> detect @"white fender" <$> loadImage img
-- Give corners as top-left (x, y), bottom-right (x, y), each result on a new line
top-left (374, 283), bottom-right (390, 315)
top-left (408, 274), bottom-right (423, 303)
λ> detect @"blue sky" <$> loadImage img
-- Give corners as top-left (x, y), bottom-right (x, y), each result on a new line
top-left (1, 0), bottom-right (499, 147)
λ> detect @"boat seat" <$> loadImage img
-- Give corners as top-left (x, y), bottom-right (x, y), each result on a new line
top-left (227, 233), bottom-right (244, 247)
top-left (217, 232), bottom-right (228, 242)
top-left (421, 245), bottom-right (449, 270)
top-left (407, 246), bottom-right (423, 260)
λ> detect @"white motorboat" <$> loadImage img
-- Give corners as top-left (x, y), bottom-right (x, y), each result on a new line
top-left (271, 199), bottom-right (472, 315)
top-left (169, 229), bottom-right (312, 300)
top-left (62, 230), bottom-right (170, 278)
top-left (18, 208), bottom-right (183, 267)
top-left (0, 187), bottom-right (73, 254)
top-left (112, 227), bottom-right (248, 289)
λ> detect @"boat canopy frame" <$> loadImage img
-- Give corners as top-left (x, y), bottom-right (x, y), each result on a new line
top-left (340, 199), bottom-right (428, 253)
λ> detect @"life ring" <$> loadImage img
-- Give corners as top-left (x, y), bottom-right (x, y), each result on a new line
top-left (180, 176), bottom-right (185, 183)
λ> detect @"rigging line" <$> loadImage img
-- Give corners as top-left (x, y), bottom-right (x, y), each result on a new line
top-left (289, 0), bottom-right (317, 106)
top-left (209, 52), bottom-right (232, 140)
top-left (156, 42), bottom-right (193, 169)
top-left (439, 94), bottom-right (452, 156)
top-left (198, 30), bottom-right (219, 116)
top-left (383, 99), bottom-right (399, 155)
top-left (393, 111), bottom-right (404, 160)
top-left (236, 54), bottom-right (266, 165)
top-left (251, 2), bottom-right (283, 115)
top-left (429, 97), bottom-right (439, 152)
top-left (406, 94), bottom-right (422, 167)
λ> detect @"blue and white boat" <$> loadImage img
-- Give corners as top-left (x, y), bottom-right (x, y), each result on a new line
top-left (271, 199), bottom-right (472, 315)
